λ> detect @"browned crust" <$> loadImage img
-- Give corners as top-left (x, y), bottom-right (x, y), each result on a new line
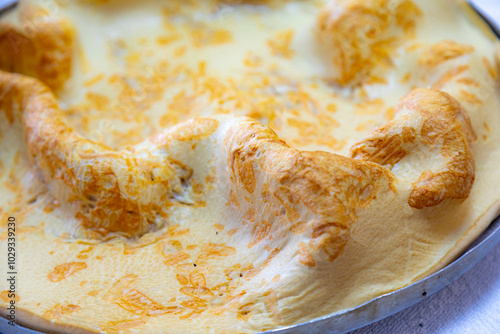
top-left (0, 71), bottom-right (192, 238)
top-left (0, 69), bottom-right (479, 243)
top-left (0, 7), bottom-right (74, 92)
top-left (352, 88), bottom-right (476, 209)
top-left (317, 0), bottom-right (422, 86)
top-left (226, 119), bottom-right (395, 263)
top-left (419, 40), bottom-right (475, 68)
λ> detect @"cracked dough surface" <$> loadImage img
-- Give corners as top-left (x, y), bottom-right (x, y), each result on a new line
top-left (1, 0), bottom-right (500, 333)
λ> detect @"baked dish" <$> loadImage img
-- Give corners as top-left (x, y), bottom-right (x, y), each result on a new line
top-left (1, 0), bottom-right (500, 333)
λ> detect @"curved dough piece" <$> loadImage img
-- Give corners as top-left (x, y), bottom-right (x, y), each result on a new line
top-left (351, 88), bottom-right (476, 209)
top-left (0, 71), bottom-right (190, 238)
top-left (1, 68), bottom-right (476, 238)
top-left (225, 119), bottom-right (394, 263)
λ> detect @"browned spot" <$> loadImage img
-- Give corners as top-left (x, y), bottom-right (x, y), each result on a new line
top-left (290, 221), bottom-right (308, 235)
top-left (43, 199), bottom-right (60, 214)
top-left (172, 118), bottom-right (219, 141)
top-left (123, 247), bottom-right (138, 256)
top-left (167, 225), bottom-right (190, 237)
top-left (232, 150), bottom-right (256, 194)
top-left (351, 126), bottom-right (417, 167)
top-left (309, 220), bottom-right (350, 262)
top-left (483, 56), bottom-right (498, 78)
top-left (484, 122), bottom-right (491, 132)
top-left (48, 262), bottom-right (87, 282)
top-left (298, 242), bottom-right (316, 267)
top-left (198, 243), bottom-right (236, 261)
top-left (274, 193), bottom-right (301, 224)
top-left (42, 304), bottom-right (81, 320)
top-left (419, 40), bottom-right (474, 68)
top-left (2, 94), bottom-right (14, 123)
top-left (0, 290), bottom-right (19, 303)
top-left (401, 72), bottom-right (412, 84)
top-left (176, 274), bottom-right (189, 286)
top-left (168, 240), bottom-right (183, 251)
top-left (3, 167), bottom-right (20, 191)
top-left (237, 302), bottom-right (254, 321)
top-left (76, 246), bottom-right (94, 260)
top-left (382, 107), bottom-right (395, 122)
top-left (272, 275), bottom-right (281, 282)
top-left (460, 90), bottom-right (483, 105)
top-left (227, 228), bottom-right (239, 236)
top-left (248, 221), bottom-right (271, 248)
top-left (267, 30), bottom-right (295, 59)
top-left (456, 77), bottom-right (481, 87)
top-left (432, 65), bottom-right (469, 89)
top-left (105, 276), bottom-right (179, 316)
top-left (395, 0), bottom-right (422, 35)
top-left (180, 286), bottom-right (214, 298)
top-left (163, 251), bottom-right (190, 266)
top-left (189, 272), bottom-right (207, 287)
top-left (179, 298), bottom-right (208, 319)
top-left (101, 319), bottom-right (146, 332)
top-left (227, 189), bottom-right (240, 208)
top-left (242, 208), bottom-right (256, 225)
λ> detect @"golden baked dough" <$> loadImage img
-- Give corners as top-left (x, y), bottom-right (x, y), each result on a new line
top-left (1, 0), bottom-right (500, 333)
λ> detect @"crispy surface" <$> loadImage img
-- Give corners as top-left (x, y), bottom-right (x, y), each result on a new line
top-left (0, 6), bottom-right (74, 92)
top-left (351, 88), bottom-right (476, 209)
top-left (317, 0), bottom-right (421, 86)
top-left (1, 0), bottom-right (500, 333)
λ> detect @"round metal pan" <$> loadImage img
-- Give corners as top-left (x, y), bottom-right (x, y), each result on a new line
top-left (0, 2), bottom-right (499, 334)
